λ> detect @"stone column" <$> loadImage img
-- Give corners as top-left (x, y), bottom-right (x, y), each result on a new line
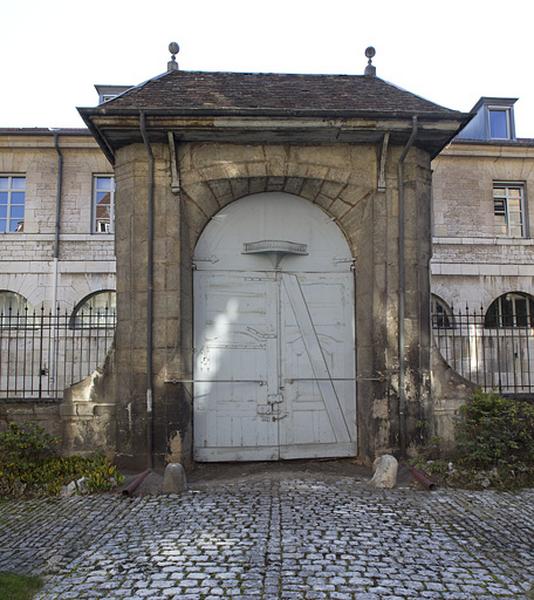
top-left (114, 143), bottom-right (189, 470)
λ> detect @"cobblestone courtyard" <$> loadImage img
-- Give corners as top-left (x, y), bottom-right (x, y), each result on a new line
top-left (1, 469), bottom-right (533, 599)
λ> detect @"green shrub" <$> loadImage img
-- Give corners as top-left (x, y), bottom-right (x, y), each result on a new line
top-left (413, 391), bottom-right (534, 489)
top-left (456, 390), bottom-right (534, 471)
top-left (0, 423), bottom-right (123, 497)
top-left (0, 423), bottom-right (58, 466)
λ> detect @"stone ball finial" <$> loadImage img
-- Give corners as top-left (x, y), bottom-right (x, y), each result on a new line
top-left (365, 46), bottom-right (376, 60)
top-left (364, 46), bottom-right (376, 77)
top-left (168, 42), bottom-right (180, 72)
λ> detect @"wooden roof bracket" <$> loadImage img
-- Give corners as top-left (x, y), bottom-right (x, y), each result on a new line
top-left (167, 131), bottom-right (181, 195)
top-left (377, 131), bottom-right (390, 192)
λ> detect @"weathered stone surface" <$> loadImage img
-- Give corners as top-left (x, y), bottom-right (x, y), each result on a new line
top-left (113, 140), bottom-right (436, 468)
top-left (162, 463), bottom-right (187, 494)
top-left (0, 473), bottom-right (532, 598)
top-left (370, 454), bottom-right (398, 488)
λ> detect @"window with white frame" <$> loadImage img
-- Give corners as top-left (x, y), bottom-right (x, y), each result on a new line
top-left (493, 183), bottom-right (525, 238)
top-left (485, 292), bottom-right (534, 328)
top-left (488, 108), bottom-right (512, 139)
top-left (93, 175), bottom-right (115, 233)
top-left (0, 175), bottom-right (25, 233)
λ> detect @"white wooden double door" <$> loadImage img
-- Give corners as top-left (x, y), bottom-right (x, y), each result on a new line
top-left (194, 269), bottom-right (356, 461)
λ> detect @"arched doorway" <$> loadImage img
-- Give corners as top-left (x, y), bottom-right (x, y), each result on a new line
top-left (193, 192), bottom-right (356, 461)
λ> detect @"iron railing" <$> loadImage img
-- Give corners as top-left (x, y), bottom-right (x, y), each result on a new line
top-left (0, 306), bottom-right (115, 401)
top-left (2, 304), bottom-right (532, 399)
top-left (432, 306), bottom-right (534, 395)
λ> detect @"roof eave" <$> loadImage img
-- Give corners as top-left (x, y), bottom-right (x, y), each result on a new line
top-left (79, 105), bottom-right (467, 121)
top-left (78, 107), bottom-right (471, 162)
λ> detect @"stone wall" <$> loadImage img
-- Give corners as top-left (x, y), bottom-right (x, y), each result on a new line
top-left (432, 143), bottom-right (534, 239)
top-left (431, 345), bottom-right (474, 448)
top-left (0, 401), bottom-right (62, 438)
top-left (431, 142), bottom-right (534, 312)
top-left (0, 354), bottom-right (116, 458)
top-left (113, 140), bottom-right (435, 469)
top-left (0, 133), bottom-right (117, 458)
top-left (0, 134), bottom-right (116, 310)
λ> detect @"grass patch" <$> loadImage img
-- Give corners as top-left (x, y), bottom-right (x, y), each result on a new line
top-left (0, 572), bottom-right (42, 600)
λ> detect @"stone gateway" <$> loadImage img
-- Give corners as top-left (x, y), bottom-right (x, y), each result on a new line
top-left (78, 59), bottom-right (470, 470)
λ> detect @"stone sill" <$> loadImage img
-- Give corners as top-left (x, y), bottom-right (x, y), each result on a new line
top-left (431, 262), bottom-right (534, 276)
top-left (0, 234), bottom-right (114, 242)
top-left (0, 261), bottom-right (116, 274)
top-left (433, 236), bottom-right (534, 246)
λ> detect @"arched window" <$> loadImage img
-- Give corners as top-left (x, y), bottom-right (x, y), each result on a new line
top-left (0, 290), bottom-right (30, 327)
top-left (70, 290), bottom-right (116, 329)
top-left (484, 292), bottom-right (534, 328)
top-left (431, 294), bottom-right (453, 329)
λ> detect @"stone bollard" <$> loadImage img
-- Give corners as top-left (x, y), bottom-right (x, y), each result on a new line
top-left (370, 454), bottom-right (398, 489)
top-left (162, 463), bottom-right (187, 494)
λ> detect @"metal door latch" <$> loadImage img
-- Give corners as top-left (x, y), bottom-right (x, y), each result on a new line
top-left (267, 393), bottom-right (284, 405)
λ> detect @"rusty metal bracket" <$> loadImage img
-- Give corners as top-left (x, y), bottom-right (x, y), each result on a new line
top-left (167, 131), bottom-right (181, 195)
top-left (377, 131), bottom-right (390, 192)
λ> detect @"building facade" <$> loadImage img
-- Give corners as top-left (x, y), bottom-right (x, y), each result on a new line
top-left (0, 128), bottom-right (116, 312)
top-left (7, 64), bottom-right (531, 469)
top-left (432, 97), bottom-right (534, 309)
top-left (431, 98), bottom-right (534, 395)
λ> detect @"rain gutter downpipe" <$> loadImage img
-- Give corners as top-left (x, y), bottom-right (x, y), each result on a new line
top-left (140, 112), bottom-right (154, 470)
top-left (52, 131), bottom-right (63, 308)
top-left (50, 131), bottom-right (63, 389)
top-left (397, 115), bottom-right (418, 458)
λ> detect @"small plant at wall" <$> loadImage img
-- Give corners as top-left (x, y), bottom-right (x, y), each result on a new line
top-left (0, 423), bottom-right (123, 497)
top-left (413, 391), bottom-right (534, 489)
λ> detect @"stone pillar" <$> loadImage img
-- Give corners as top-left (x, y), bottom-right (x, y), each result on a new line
top-left (114, 143), bottom-right (189, 470)
top-left (398, 148), bottom-right (433, 452)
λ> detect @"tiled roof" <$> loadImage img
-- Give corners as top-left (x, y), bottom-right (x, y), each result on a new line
top-left (96, 70), bottom-right (463, 118)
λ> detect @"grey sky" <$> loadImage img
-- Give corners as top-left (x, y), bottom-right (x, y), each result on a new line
top-left (2, 0), bottom-right (533, 135)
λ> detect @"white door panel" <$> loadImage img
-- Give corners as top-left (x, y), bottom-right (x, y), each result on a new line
top-left (193, 192), bottom-right (356, 462)
top-left (194, 272), bottom-right (280, 461)
top-left (279, 273), bottom-right (356, 457)
top-left (194, 270), bottom-right (356, 461)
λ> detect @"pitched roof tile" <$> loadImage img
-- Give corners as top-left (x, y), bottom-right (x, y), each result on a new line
top-left (97, 70), bottom-right (463, 117)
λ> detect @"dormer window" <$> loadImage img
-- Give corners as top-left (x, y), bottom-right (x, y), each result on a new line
top-left (100, 94), bottom-right (118, 103)
top-left (455, 97), bottom-right (517, 142)
top-left (489, 108), bottom-right (511, 139)
top-left (94, 84), bottom-right (134, 106)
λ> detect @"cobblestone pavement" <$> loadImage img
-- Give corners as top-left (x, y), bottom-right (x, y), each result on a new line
top-left (1, 472), bottom-right (533, 599)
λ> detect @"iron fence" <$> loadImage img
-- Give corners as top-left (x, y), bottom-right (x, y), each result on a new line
top-left (2, 303), bottom-right (532, 399)
top-left (0, 306), bottom-right (115, 401)
top-left (432, 306), bottom-right (534, 395)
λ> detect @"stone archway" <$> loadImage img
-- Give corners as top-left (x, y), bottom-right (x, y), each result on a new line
top-left (193, 192), bottom-right (356, 461)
